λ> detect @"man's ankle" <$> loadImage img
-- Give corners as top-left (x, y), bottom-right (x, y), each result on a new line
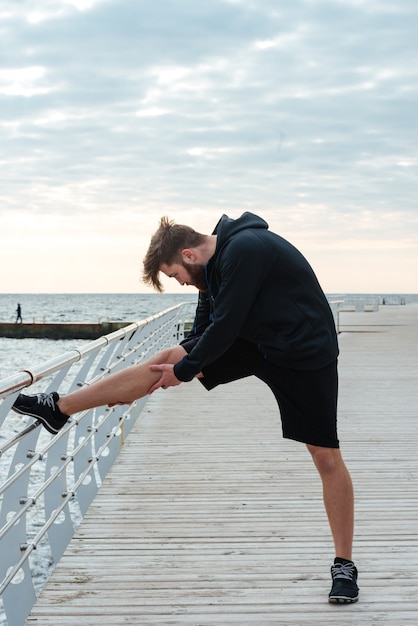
top-left (334, 556), bottom-right (353, 565)
top-left (57, 397), bottom-right (70, 417)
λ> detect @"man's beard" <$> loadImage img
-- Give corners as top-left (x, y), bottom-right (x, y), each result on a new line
top-left (182, 261), bottom-right (207, 291)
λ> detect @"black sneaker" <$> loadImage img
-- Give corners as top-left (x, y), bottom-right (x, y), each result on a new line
top-left (12, 392), bottom-right (70, 435)
top-left (329, 560), bottom-right (359, 603)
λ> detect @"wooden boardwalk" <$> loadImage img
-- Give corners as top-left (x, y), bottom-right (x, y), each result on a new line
top-left (25, 306), bottom-right (418, 625)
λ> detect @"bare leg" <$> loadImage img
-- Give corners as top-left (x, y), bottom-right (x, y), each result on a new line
top-left (306, 444), bottom-right (354, 560)
top-left (57, 345), bottom-right (188, 416)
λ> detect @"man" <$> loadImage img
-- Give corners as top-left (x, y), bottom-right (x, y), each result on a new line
top-left (12, 212), bottom-right (359, 603)
top-left (16, 303), bottom-right (22, 323)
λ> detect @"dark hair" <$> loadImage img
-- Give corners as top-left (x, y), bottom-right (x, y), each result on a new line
top-left (142, 216), bottom-right (205, 292)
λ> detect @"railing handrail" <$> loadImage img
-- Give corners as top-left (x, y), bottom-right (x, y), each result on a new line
top-left (0, 303), bottom-right (193, 626)
top-left (0, 304), bottom-right (187, 399)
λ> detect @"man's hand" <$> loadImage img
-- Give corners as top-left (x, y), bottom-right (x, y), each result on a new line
top-left (107, 401), bottom-right (130, 407)
top-left (148, 363), bottom-right (182, 394)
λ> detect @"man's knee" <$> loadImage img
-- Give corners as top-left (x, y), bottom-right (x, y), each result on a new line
top-left (306, 444), bottom-right (342, 475)
top-left (152, 345), bottom-right (187, 365)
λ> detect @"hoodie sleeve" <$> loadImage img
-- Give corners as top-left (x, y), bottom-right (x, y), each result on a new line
top-left (174, 232), bottom-right (274, 381)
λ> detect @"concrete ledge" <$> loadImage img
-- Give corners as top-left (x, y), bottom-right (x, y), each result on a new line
top-left (0, 321), bottom-right (132, 340)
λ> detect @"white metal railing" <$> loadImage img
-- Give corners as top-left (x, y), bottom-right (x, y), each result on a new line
top-left (0, 303), bottom-right (192, 626)
top-left (327, 298), bottom-right (381, 333)
top-left (328, 300), bottom-right (344, 334)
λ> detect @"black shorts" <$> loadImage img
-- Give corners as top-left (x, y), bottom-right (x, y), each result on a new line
top-left (181, 336), bottom-right (339, 449)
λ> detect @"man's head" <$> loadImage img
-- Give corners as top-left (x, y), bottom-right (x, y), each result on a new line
top-left (143, 216), bottom-right (208, 292)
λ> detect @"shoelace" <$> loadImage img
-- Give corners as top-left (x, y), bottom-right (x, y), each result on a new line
top-left (331, 563), bottom-right (356, 581)
top-left (36, 393), bottom-right (56, 410)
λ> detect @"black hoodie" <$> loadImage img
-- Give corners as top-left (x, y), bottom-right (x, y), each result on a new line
top-left (174, 212), bottom-right (339, 382)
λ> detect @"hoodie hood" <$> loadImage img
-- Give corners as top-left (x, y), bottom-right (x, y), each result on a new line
top-left (213, 212), bottom-right (269, 246)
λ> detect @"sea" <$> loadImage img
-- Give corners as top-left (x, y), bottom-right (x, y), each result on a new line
top-left (0, 293), bottom-right (198, 380)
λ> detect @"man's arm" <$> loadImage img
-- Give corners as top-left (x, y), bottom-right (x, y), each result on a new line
top-left (148, 292), bottom-right (211, 394)
top-left (174, 234), bottom-right (274, 382)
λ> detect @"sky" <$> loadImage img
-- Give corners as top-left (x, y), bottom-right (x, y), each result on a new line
top-left (1, 0), bottom-right (417, 294)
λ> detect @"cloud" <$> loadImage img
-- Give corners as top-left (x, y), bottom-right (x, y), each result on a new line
top-left (0, 0), bottom-right (417, 292)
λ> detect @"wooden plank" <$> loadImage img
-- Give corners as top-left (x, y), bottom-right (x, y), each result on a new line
top-left (25, 306), bottom-right (418, 625)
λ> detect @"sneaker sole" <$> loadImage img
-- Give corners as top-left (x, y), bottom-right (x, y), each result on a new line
top-left (329, 595), bottom-right (359, 604)
top-left (12, 406), bottom-right (59, 435)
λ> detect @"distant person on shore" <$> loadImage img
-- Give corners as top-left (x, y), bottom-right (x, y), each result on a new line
top-left (12, 212), bottom-right (359, 604)
top-left (15, 303), bottom-right (22, 324)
